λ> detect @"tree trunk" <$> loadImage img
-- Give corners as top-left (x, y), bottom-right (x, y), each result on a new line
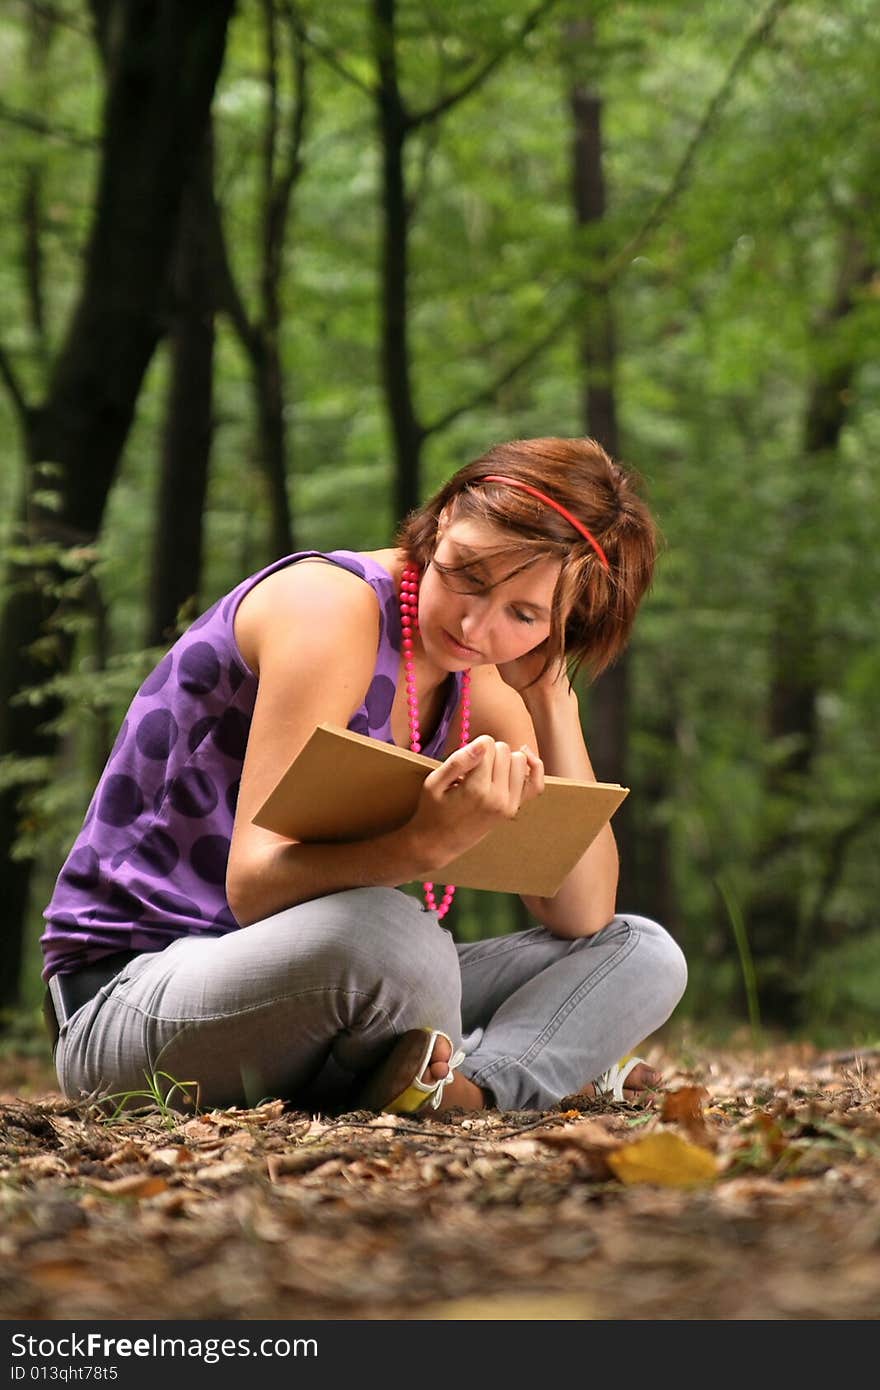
top-left (747, 230), bottom-right (873, 1023)
top-left (568, 25), bottom-right (639, 903)
top-left (147, 135), bottom-right (216, 646)
top-left (207, 0), bottom-right (307, 561)
top-left (372, 0), bottom-right (423, 522)
top-left (0, 0), bottom-right (234, 1012)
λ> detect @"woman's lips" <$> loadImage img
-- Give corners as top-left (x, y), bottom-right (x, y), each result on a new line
top-left (441, 628), bottom-right (481, 658)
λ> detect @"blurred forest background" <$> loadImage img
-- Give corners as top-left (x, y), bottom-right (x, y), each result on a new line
top-left (0, 0), bottom-right (878, 1041)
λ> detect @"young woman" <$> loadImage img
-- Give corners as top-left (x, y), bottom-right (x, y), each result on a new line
top-left (42, 437), bottom-right (687, 1115)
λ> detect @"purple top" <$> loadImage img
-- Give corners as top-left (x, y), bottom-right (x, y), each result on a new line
top-left (41, 549), bottom-right (463, 981)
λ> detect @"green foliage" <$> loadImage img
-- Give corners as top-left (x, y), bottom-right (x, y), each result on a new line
top-left (803, 931), bottom-right (880, 1037)
top-left (0, 0), bottom-right (878, 1027)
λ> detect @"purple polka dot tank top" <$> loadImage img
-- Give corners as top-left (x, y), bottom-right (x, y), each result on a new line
top-left (41, 550), bottom-right (464, 980)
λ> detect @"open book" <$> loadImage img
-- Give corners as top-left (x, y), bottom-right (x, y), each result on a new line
top-left (253, 723), bottom-right (628, 898)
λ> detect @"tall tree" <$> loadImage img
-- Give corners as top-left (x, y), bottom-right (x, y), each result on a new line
top-left (0, 0), bottom-right (234, 1011)
top-left (368, 0), bottom-right (559, 519)
top-left (147, 134), bottom-right (217, 647)
top-left (211, 0), bottom-right (309, 561)
top-left (747, 226), bottom-right (875, 1021)
top-left (567, 11), bottom-right (637, 896)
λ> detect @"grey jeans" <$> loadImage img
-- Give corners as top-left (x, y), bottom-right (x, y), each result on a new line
top-left (52, 887), bottom-right (687, 1112)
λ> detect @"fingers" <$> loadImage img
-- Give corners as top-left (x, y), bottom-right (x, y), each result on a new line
top-left (423, 735), bottom-right (492, 795)
top-left (425, 737), bottom-right (545, 817)
top-left (519, 744), bottom-right (545, 798)
top-left (493, 745), bottom-right (527, 808)
top-left (487, 741), bottom-right (544, 814)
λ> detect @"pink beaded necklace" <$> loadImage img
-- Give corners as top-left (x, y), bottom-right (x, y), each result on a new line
top-left (400, 562), bottom-right (471, 920)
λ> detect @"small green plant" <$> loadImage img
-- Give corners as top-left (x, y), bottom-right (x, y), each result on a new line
top-left (90, 1069), bottom-right (201, 1129)
top-left (715, 871), bottom-right (762, 1046)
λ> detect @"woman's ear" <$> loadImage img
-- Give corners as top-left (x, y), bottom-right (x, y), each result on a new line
top-left (434, 506), bottom-right (452, 545)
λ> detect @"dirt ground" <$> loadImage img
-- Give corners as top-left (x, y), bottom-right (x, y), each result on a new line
top-left (1, 1032), bottom-right (878, 1321)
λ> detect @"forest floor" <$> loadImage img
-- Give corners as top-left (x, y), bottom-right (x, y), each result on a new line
top-left (1, 1028), bottom-right (879, 1321)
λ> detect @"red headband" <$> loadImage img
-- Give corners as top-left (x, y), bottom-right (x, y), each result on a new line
top-left (482, 474), bottom-right (611, 572)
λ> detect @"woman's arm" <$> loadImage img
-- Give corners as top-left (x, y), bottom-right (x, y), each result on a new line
top-left (465, 663), bottom-right (619, 938)
top-left (517, 680), bottom-right (619, 936)
top-left (227, 563), bottom-right (429, 924)
top-left (227, 564), bottom-right (534, 925)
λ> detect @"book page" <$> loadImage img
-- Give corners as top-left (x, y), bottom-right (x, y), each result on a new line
top-left (254, 723), bottom-right (628, 897)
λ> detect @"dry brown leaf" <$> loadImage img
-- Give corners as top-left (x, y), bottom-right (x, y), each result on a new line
top-left (245, 1100), bottom-right (286, 1124)
top-left (191, 1160), bottom-right (253, 1185)
top-left (345, 1158), bottom-right (393, 1181)
top-left (607, 1131), bottom-right (718, 1188)
top-left (142, 1189), bottom-right (191, 1216)
top-left (151, 1145), bottom-right (194, 1167)
top-left (661, 1085), bottom-right (710, 1124)
top-left (181, 1119), bottom-right (221, 1142)
top-left (17, 1154), bottom-right (69, 1178)
top-left (27, 1259), bottom-right (98, 1290)
top-left (104, 1141), bottom-right (146, 1167)
top-left (220, 1130), bottom-right (256, 1151)
top-left (661, 1085), bottom-right (716, 1146)
top-left (531, 1119), bottom-right (622, 1180)
top-left (533, 1118), bottom-right (619, 1150)
top-left (85, 1173), bottom-right (170, 1199)
top-left (496, 1137), bottom-right (541, 1159)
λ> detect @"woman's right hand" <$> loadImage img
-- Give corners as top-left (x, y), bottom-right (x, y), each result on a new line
top-left (407, 736), bottom-right (544, 871)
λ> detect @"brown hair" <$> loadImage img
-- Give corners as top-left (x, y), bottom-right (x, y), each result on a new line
top-left (395, 437), bottom-right (657, 682)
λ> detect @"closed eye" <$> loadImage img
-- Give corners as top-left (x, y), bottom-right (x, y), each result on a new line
top-left (442, 566), bottom-right (486, 592)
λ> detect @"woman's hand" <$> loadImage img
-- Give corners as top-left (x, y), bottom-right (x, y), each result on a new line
top-left (407, 735), bottom-right (545, 871)
top-left (496, 639), bottom-right (568, 698)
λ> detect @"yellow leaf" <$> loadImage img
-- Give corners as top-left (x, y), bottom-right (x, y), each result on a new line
top-left (607, 1131), bottom-right (718, 1187)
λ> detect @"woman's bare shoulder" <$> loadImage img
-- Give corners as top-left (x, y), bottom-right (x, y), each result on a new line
top-left (235, 557), bottom-right (381, 675)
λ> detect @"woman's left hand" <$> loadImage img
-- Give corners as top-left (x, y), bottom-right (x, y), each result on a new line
top-left (496, 639), bottom-right (567, 697)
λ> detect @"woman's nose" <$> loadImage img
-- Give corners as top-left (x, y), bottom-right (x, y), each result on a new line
top-left (460, 599), bottom-right (490, 644)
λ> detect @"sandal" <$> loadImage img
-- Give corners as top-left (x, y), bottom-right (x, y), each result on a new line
top-left (593, 1054), bottom-right (650, 1101)
top-left (357, 1027), bottom-right (466, 1115)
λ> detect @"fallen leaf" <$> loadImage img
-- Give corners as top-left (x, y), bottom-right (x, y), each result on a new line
top-left (151, 1146), bottom-right (194, 1167)
top-left (220, 1130), bottom-right (256, 1151)
top-left (607, 1131), bottom-right (718, 1187)
top-left (248, 1100), bottom-right (286, 1123)
top-left (104, 1141), bottom-right (146, 1168)
top-left (191, 1160), bottom-right (253, 1185)
top-left (181, 1120), bottom-right (220, 1142)
top-left (661, 1085), bottom-right (710, 1125)
top-left (85, 1174), bottom-right (170, 1199)
top-left (533, 1119), bottom-right (622, 1179)
top-left (18, 1155), bottom-right (68, 1178)
top-left (661, 1085), bottom-right (715, 1145)
top-left (27, 1259), bottom-right (97, 1290)
top-left (533, 1118), bottom-right (619, 1151)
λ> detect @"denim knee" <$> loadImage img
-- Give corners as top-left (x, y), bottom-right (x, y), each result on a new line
top-left (275, 887), bottom-right (462, 1023)
top-left (357, 888), bottom-right (462, 1018)
top-left (618, 914), bottom-right (688, 1017)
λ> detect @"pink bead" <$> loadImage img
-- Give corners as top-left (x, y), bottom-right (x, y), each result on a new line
top-left (401, 566), bottom-right (470, 919)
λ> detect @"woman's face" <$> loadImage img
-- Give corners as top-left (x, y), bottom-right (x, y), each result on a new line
top-left (415, 515), bottom-right (562, 671)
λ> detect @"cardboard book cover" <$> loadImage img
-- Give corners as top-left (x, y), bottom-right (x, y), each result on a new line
top-left (253, 723), bottom-right (629, 898)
